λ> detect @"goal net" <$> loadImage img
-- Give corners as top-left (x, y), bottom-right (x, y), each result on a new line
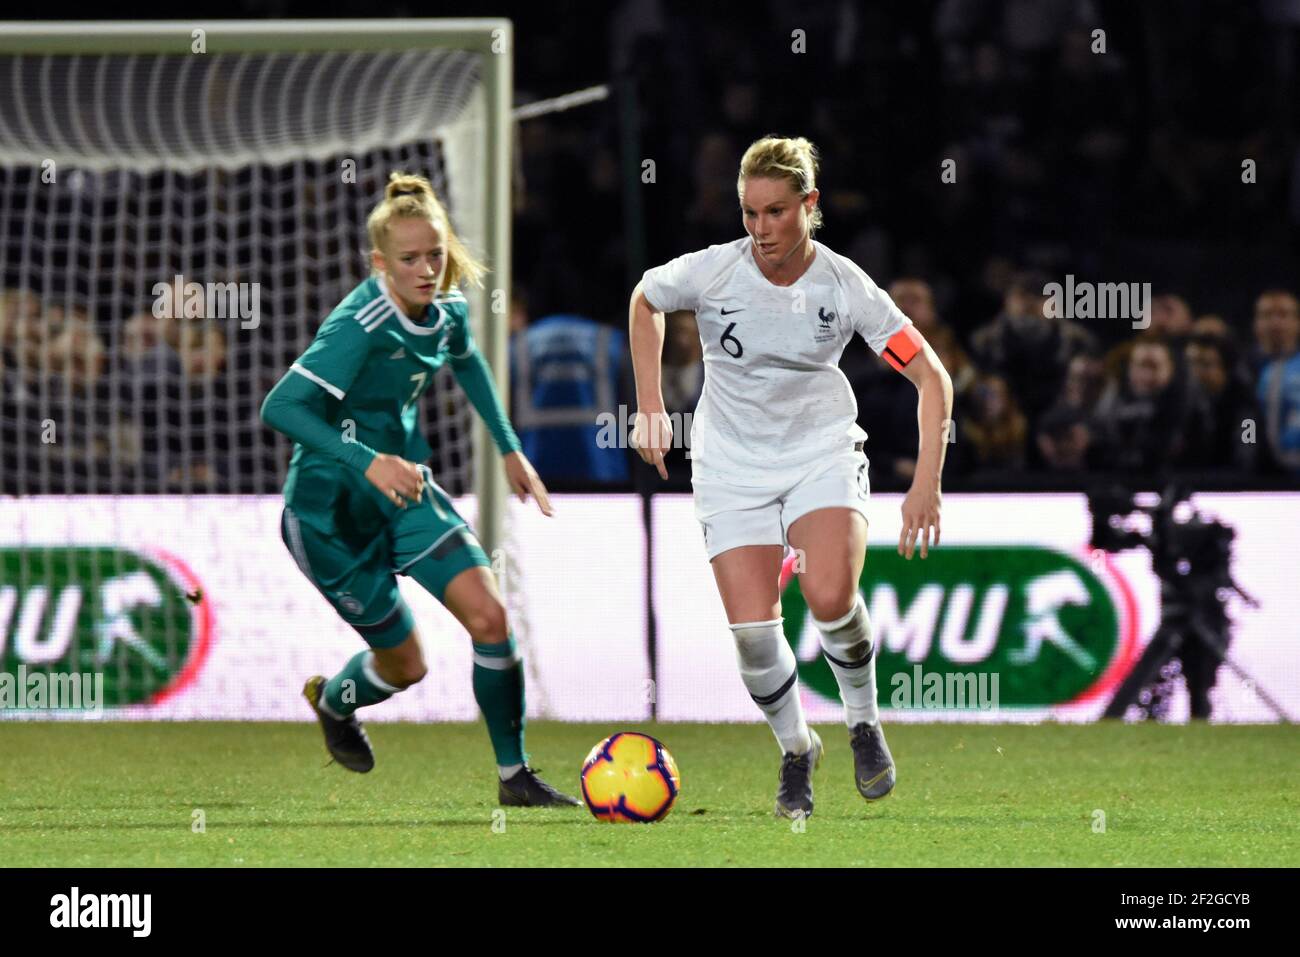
top-left (0, 36), bottom-right (494, 495)
top-left (0, 22), bottom-right (528, 715)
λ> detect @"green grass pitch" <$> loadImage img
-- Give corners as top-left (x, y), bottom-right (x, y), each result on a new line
top-left (1, 722), bottom-right (1295, 867)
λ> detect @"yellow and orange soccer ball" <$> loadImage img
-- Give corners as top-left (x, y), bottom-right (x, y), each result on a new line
top-left (580, 732), bottom-right (681, 823)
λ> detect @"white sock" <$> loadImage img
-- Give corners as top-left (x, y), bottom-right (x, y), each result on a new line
top-left (498, 762), bottom-right (524, 780)
top-left (731, 618), bottom-right (813, 755)
top-left (814, 594), bottom-right (880, 728)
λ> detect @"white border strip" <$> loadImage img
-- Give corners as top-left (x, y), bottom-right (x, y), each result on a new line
top-left (289, 362), bottom-right (345, 400)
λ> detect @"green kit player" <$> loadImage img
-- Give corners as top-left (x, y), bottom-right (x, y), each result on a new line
top-left (260, 171), bottom-right (579, 808)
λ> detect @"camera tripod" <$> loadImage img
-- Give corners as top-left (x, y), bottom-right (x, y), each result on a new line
top-left (1090, 483), bottom-right (1290, 723)
top-left (1102, 576), bottom-right (1289, 721)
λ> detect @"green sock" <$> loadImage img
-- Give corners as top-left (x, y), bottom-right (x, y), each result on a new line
top-left (472, 634), bottom-right (526, 768)
top-left (323, 651), bottom-right (396, 717)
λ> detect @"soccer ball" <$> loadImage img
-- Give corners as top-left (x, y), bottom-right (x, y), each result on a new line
top-left (580, 732), bottom-right (681, 823)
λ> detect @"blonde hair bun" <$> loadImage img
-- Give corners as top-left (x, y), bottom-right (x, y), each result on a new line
top-left (384, 172), bottom-right (435, 203)
top-left (367, 171), bottom-right (486, 289)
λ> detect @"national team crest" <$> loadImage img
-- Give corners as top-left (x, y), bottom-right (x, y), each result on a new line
top-left (814, 306), bottom-right (836, 343)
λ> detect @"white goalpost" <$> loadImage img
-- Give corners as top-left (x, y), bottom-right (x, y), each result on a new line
top-left (0, 20), bottom-right (524, 710)
top-left (0, 18), bottom-right (511, 541)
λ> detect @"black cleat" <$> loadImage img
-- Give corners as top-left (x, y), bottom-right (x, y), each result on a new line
top-left (498, 766), bottom-right (582, 807)
top-left (303, 675), bottom-right (375, 773)
top-left (849, 721), bottom-right (896, 800)
top-left (774, 729), bottom-right (823, 819)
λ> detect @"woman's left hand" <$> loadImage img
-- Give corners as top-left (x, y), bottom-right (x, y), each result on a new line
top-left (504, 451), bottom-right (554, 517)
top-left (899, 479), bottom-right (942, 559)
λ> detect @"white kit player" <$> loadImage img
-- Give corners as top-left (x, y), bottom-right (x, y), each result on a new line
top-left (629, 136), bottom-right (953, 818)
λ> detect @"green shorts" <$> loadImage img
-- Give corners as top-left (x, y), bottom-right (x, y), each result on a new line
top-left (280, 466), bottom-right (490, 649)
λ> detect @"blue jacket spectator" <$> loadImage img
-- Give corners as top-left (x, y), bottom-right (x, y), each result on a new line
top-left (1258, 350), bottom-right (1300, 474)
top-left (509, 314), bottom-right (630, 483)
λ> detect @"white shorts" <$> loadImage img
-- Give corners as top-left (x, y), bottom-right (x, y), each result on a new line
top-left (692, 443), bottom-right (871, 560)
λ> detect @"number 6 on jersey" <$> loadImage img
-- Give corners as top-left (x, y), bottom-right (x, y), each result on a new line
top-left (720, 322), bottom-right (743, 358)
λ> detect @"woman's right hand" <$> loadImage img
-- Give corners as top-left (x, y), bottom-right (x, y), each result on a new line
top-left (365, 453), bottom-right (425, 508)
top-left (631, 408), bottom-right (674, 480)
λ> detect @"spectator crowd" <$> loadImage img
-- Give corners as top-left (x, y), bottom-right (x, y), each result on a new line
top-left (0, 282), bottom-right (260, 493)
top-left (3, 0), bottom-right (1298, 493)
top-left (846, 278), bottom-right (1299, 486)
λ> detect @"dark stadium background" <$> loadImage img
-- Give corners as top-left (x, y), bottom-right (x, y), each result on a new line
top-left (7, 0), bottom-right (1299, 495)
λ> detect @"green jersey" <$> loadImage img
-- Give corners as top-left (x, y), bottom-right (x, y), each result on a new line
top-left (289, 276), bottom-right (467, 465)
top-left (263, 275), bottom-right (519, 537)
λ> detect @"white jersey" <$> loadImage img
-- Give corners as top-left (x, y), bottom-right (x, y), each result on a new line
top-left (641, 237), bottom-right (911, 487)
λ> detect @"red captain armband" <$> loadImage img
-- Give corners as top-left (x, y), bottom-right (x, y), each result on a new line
top-left (882, 325), bottom-right (924, 372)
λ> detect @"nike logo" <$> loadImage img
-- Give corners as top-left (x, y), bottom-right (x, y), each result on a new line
top-left (859, 768), bottom-right (891, 790)
top-left (389, 347), bottom-right (406, 360)
top-left (720, 307), bottom-right (744, 316)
